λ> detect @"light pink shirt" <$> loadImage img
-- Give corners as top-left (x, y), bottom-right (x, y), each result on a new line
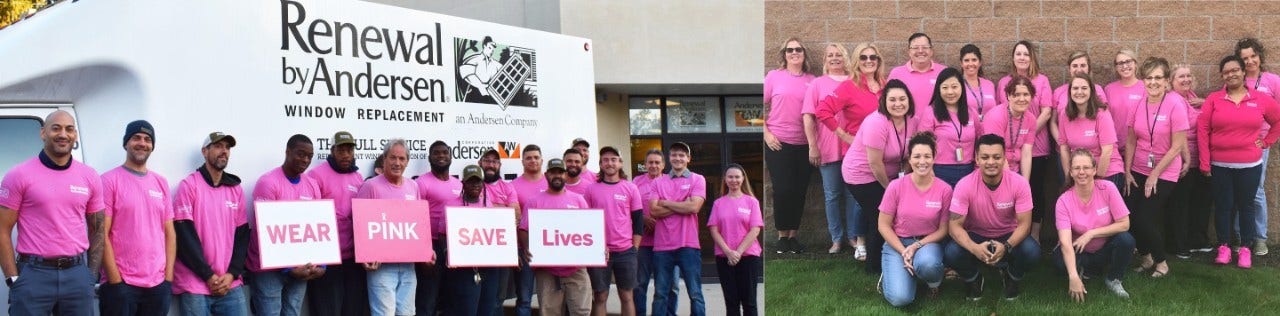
top-left (802, 76), bottom-right (850, 163)
top-left (1130, 92), bottom-right (1190, 182)
top-left (1056, 108), bottom-right (1124, 177)
top-left (306, 161), bottom-right (364, 260)
top-left (652, 171), bottom-right (707, 252)
top-left (980, 104), bottom-right (1036, 173)
top-left (101, 167), bottom-right (172, 287)
top-left (172, 170), bottom-right (247, 295)
top-left (949, 171), bottom-right (1033, 238)
top-left (0, 157), bottom-right (104, 257)
top-left (842, 112), bottom-right (916, 185)
top-left (584, 180), bottom-right (644, 252)
top-left (416, 174), bottom-right (462, 239)
top-left (765, 69), bottom-right (816, 145)
top-left (997, 74), bottom-right (1054, 156)
top-left (520, 191), bottom-right (590, 277)
top-left (1104, 80), bottom-right (1147, 150)
top-left (1055, 181), bottom-right (1129, 253)
top-left (632, 174), bottom-right (662, 247)
top-left (964, 78), bottom-right (998, 121)
top-left (707, 195), bottom-right (763, 257)
top-left (879, 176), bottom-right (952, 238)
top-left (888, 61), bottom-right (947, 107)
top-left (249, 167), bottom-right (322, 272)
top-left (918, 107), bottom-right (981, 164)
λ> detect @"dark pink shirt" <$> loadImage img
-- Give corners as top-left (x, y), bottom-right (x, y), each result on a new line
top-left (1197, 88), bottom-right (1280, 171)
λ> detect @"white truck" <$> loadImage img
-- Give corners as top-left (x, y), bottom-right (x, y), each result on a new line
top-left (0, 0), bottom-right (596, 313)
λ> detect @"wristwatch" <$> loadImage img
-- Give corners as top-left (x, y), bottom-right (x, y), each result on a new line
top-left (5, 276), bottom-right (16, 287)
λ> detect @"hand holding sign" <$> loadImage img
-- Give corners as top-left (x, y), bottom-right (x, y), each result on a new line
top-left (353, 199), bottom-right (434, 264)
top-left (447, 207), bottom-right (518, 267)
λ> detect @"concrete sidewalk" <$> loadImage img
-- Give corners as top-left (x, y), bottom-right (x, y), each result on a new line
top-left (503, 282), bottom-right (765, 315)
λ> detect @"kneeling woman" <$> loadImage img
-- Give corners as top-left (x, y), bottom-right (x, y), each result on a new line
top-left (877, 131), bottom-right (952, 307)
top-left (1054, 150), bottom-right (1135, 302)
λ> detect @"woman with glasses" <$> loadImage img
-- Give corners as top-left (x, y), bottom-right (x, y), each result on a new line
top-left (1055, 73), bottom-right (1124, 186)
top-left (1234, 38), bottom-right (1279, 256)
top-left (844, 79), bottom-right (918, 274)
top-left (917, 68), bottom-right (979, 187)
top-left (1166, 64), bottom-right (1213, 259)
top-left (764, 38), bottom-right (815, 255)
top-left (996, 40), bottom-right (1054, 242)
top-left (1123, 57), bottom-right (1188, 278)
top-left (959, 44), bottom-right (997, 121)
top-left (1105, 50), bottom-right (1144, 155)
top-left (1054, 149), bottom-right (1135, 303)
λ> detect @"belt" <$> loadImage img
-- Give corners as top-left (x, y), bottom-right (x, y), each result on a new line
top-left (18, 253), bottom-right (85, 269)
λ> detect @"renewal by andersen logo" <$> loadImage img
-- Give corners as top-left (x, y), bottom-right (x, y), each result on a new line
top-left (454, 35), bottom-right (539, 110)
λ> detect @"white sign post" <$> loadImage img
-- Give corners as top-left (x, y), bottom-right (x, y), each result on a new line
top-left (254, 200), bottom-right (343, 269)
top-left (527, 208), bottom-right (606, 267)
top-left (446, 207), bottom-right (519, 267)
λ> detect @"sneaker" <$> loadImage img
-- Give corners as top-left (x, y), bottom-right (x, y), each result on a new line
top-left (1239, 247), bottom-right (1253, 269)
top-left (1255, 240), bottom-right (1269, 256)
top-left (999, 267), bottom-right (1020, 301)
top-left (1175, 251), bottom-right (1191, 259)
top-left (876, 273), bottom-right (884, 294)
top-left (1105, 279), bottom-right (1130, 299)
top-left (964, 275), bottom-right (984, 301)
top-left (1215, 245), bottom-right (1232, 265)
top-left (789, 238), bottom-right (806, 254)
top-left (775, 238), bottom-right (788, 254)
top-left (1191, 246), bottom-right (1214, 253)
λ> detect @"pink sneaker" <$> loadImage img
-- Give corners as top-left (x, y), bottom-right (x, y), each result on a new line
top-left (1238, 247), bottom-right (1252, 269)
top-left (1215, 245), bottom-right (1232, 264)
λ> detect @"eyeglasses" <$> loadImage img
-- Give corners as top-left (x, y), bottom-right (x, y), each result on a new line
top-left (859, 54), bottom-right (880, 61)
top-left (910, 45), bottom-right (932, 51)
top-left (1144, 75), bottom-right (1165, 81)
top-left (1114, 59), bottom-right (1136, 67)
top-left (785, 47), bottom-right (805, 53)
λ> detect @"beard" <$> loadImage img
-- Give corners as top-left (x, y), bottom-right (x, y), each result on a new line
top-left (484, 172), bottom-right (500, 183)
top-left (127, 149), bottom-right (151, 166)
top-left (567, 167), bottom-right (581, 178)
top-left (548, 178), bottom-right (565, 191)
top-left (430, 161), bottom-right (450, 174)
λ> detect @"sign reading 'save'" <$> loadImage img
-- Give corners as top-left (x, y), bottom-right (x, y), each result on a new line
top-left (352, 199), bottom-right (434, 263)
top-left (528, 209), bottom-right (606, 267)
top-left (446, 207), bottom-right (518, 267)
top-left (253, 200), bottom-right (342, 269)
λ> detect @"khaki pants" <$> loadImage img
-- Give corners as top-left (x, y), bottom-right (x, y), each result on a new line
top-left (535, 269), bottom-right (591, 316)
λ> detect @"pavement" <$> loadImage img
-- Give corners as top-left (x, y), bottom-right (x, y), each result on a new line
top-left (503, 281), bottom-right (765, 315)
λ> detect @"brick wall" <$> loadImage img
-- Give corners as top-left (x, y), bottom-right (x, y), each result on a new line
top-left (763, 0), bottom-right (1280, 247)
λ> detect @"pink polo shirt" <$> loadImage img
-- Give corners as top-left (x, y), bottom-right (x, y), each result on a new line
top-left (1104, 80), bottom-right (1147, 150)
top-left (918, 107), bottom-right (981, 164)
top-left (815, 77), bottom-right (881, 155)
top-left (632, 174), bottom-right (662, 247)
top-left (964, 78), bottom-right (998, 121)
top-left (651, 171), bottom-right (707, 252)
top-left (1056, 108), bottom-right (1124, 177)
top-left (1130, 93), bottom-right (1190, 181)
top-left (416, 173), bottom-right (462, 239)
top-left (888, 61), bottom-right (946, 106)
top-left (584, 180), bottom-right (644, 252)
top-left (802, 76), bottom-right (851, 163)
top-left (765, 69), bottom-right (816, 145)
top-left (248, 167), bottom-right (322, 272)
top-left (1055, 181), bottom-right (1129, 253)
top-left (100, 167), bottom-right (172, 287)
top-left (949, 171), bottom-right (1033, 239)
top-left (980, 104), bottom-right (1036, 173)
top-left (172, 170), bottom-right (247, 295)
top-left (1196, 89), bottom-right (1280, 172)
top-left (1052, 84), bottom-right (1108, 112)
top-left (997, 74), bottom-right (1054, 156)
top-left (707, 195), bottom-right (763, 257)
top-left (879, 176), bottom-right (952, 238)
top-left (485, 179), bottom-right (519, 206)
top-left (520, 191), bottom-right (590, 277)
top-left (0, 157), bottom-right (104, 258)
top-left (842, 112), bottom-right (916, 185)
top-left (306, 161), bottom-right (364, 260)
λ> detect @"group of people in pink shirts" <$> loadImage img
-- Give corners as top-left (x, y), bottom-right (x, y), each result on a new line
top-left (765, 33), bottom-right (1280, 306)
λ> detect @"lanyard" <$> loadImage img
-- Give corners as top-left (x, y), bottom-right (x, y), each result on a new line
top-left (893, 117), bottom-right (908, 166)
top-left (1255, 75), bottom-right (1263, 90)
top-left (1007, 108), bottom-right (1025, 150)
top-left (1144, 93), bottom-right (1167, 151)
top-left (964, 79), bottom-right (984, 117)
top-left (949, 110), bottom-right (965, 143)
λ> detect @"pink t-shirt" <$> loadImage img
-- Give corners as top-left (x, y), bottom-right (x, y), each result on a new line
top-left (802, 76), bottom-right (851, 163)
top-left (416, 174), bottom-right (462, 239)
top-left (632, 174), bottom-right (662, 247)
top-left (842, 112), bottom-right (916, 185)
top-left (1181, 92), bottom-right (1203, 165)
top-left (1055, 181), bottom-right (1129, 253)
top-left (172, 170), bottom-right (247, 295)
top-left (1130, 92), bottom-right (1190, 182)
top-left (707, 195), bottom-right (763, 257)
top-left (815, 77), bottom-right (881, 156)
top-left (1104, 80), bottom-right (1147, 150)
top-left (100, 167), bottom-right (173, 287)
top-left (1197, 89), bottom-right (1280, 171)
top-left (887, 62), bottom-right (947, 106)
top-left (306, 161), bottom-right (364, 260)
top-left (651, 171), bottom-right (708, 252)
top-left (879, 176), bottom-right (952, 238)
top-left (249, 167), bottom-right (322, 272)
top-left (564, 177), bottom-right (591, 196)
top-left (980, 104), bottom-right (1036, 173)
top-left (521, 191), bottom-right (590, 277)
top-left (765, 69), bottom-right (816, 145)
top-left (1052, 84), bottom-right (1108, 113)
top-left (485, 179), bottom-right (519, 207)
top-left (0, 157), bottom-right (105, 257)
top-left (964, 78), bottom-right (998, 121)
top-left (949, 171), bottom-right (1034, 238)
top-left (1056, 108), bottom-right (1124, 177)
top-left (583, 180), bottom-right (644, 252)
top-left (918, 107), bottom-right (981, 164)
top-left (356, 175), bottom-right (420, 201)
top-left (997, 74), bottom-right (1054, 156)
top-left (512, 175), bottom-right (548, 215)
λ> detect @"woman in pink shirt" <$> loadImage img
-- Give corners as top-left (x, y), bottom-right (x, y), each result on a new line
top-left (980, 77), bottom-right (1037, 189)
top-left (918, 67), bottom-right (979, 186)
top-left (1234, 38), bottom-right (1278, 256)
top-left (764, 38), bottom-right (816, 254)
top-left (877, 131), bottom-right (950, 307)
top-left (1051, 51), bottom-right (1110, 162)
top-left (1123, 57), bottom-right (1188, 278)
top-left (1197, 55), bottom-right (1280, 268)
top-left (708, 164), bottom-right (763, 316)
top-left (959, 44), bottom-right (997, 121)
top-left (1105, 49), bottom-right (1145, 154)
top-left (814, 42), bottom-right (885, 256)
top-left (1166, 64), bottom-right (1213, 258)
top-left (995, 41), bottom-right (1054, 242)
top-left (1056, 73), bottom-right (1124, 186)
top-left (1053, 150), bottom-right (1135, 303)
top-left (844, 79), bottom-right (918, 274)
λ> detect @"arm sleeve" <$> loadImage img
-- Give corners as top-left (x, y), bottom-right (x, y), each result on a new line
top-left (227, 224), bottom-right (251, 278)
top-left (878, 180), bottom-right (900, 216)
top-left (1098, 111), bottom-right (1118, 145)
top-left (1261, 98), bottom-right (1280, 147)
top-left (1054, 195), bottom-right (1071, 231)
top-left (949, 182), bottom-right (969, 217)
top-left (174, 220), bottom-right (215, 280)
top-left (814, 85), bottom-right (843, 131)
top-left (631, 210), bottom-right (644, 235)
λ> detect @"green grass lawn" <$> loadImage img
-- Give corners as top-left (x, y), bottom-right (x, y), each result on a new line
top-left (765, 255), bottom-right (1280, 315)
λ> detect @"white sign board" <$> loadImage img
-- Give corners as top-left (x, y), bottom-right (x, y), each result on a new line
top-left (254, 200), bottom-right (343, 269)
top-left (527, 208), bottom-right (606, 267)
top-left (446, 207), bottom-right (518, 267)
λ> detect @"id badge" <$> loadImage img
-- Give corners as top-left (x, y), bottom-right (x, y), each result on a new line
top-left (956, 148), bottom-right (964, 162)
top-left (1147, 154), bottom-right (1155, 168)
top-left (898, 171), bottom-right (905, 179)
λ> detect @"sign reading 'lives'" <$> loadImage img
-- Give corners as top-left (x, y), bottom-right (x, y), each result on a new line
top-left (446, 207), bottom-right (518, 267)
top-left (353, 199), bottom-right (434, 263)
top-left (253, 200), bottom-right (342, 269)
top-left (528, 209), bottom-right (606, 267)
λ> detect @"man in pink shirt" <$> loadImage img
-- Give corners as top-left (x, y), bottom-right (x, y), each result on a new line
top-left (414, 140), bottom-right (461, 315)
top-left (248, 134), bottom-right (326, 316)
top-left (563, 148), bottom-right (592, 195)
top-left (99, 120), bottom-right (176, 315)
top-left (943, 134), bottom-right (1040, 302)
top-left (887, 33), bottom-right (946, 105)
top-left (518, 158), bottom-right (593, 316)
top-left (305, 131), bottom-right (369, 316)
top-left (573, 138), bottom-right (599, 184)
top-left (650, 142), bottom-right (707, 316)
top-left (632, 149), bottom-right (679, 316)
top-left (584, 146), bottom-right (644, 316)
top-left (356, 139), bottom-right (424, 316)
top-left (0, 110), bottom-right (106, 316)
top-left (172, 132), bottom-right (250, 315)
top-left (510, 144), bottom-right (547, 316)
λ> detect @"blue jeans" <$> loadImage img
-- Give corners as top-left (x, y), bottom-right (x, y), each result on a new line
top-left (944, 232), bottom-right (1041, 281)
top-left (1213, 164), bottom-right (1264, 244)
top-left (635, 246), bottom-right (678, 316)
top-left (477, 268), bottom-right (506, 316)
top-left (652, 247), bottom-right (704, 316)
top-left (515, 260), bottom-right (534, 316)
top-left (249, 270), bottom-right (308, 316)
top-left (8, 261), bottom-right (95, 316)
top-left (367, 263), bottom-right (417, 316)
top-left (933, 163), bottom-right (974, 188)
top-left (1239, 150), bottom-right (1270, 241)
top-left (442, 267), bottom-right (482, 316)
top-left (99, 280), bottom-right (172, 316)
top-left (881, 237), bottom-right (944, 307)
top-left (1051, 232), bottom-right (1135, 281)
top-left (820, 162), bottom-right (861, 243)
top-left (177, 286), bottom-right (248, 316)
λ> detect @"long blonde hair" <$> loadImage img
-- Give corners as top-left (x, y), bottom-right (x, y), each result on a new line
top-left (824, 43), bottom-right (853, 76)
top-left (850, 42), bottom-right (885, 86)
top-left (719, 163), bottom-right (755, 197)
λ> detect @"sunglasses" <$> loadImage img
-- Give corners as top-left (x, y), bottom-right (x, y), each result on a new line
top-left (859, 54), bottom-right (880, 61)
top-left (785, 47), bottom-right (805, 53)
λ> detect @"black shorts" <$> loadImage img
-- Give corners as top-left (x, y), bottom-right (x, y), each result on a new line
top-left (587, 248), bottom-right (639, 292)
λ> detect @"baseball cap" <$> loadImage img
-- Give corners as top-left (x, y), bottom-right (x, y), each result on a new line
top-left (462, 164), bottom-right (483, 181)
top-left (599, 146), bottom-right (620, 157)
top-left (572, 138), bottom-right (590, 148)
top-left (547, 158), bottom-right (566, 171)
top-left (333, 131), bottom-right (356, 147)
top-left (122, 120), bottom-right (155, 147)
top-left (668, 141), bottom-right (691, 153)
top-left (482, 148), bottom-right (500, 159)
top-left (202, 132), bottom-right (237, 148)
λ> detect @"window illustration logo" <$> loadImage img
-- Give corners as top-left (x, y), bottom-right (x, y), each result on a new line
top-left (454, 35), bottom-right (538, 110)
